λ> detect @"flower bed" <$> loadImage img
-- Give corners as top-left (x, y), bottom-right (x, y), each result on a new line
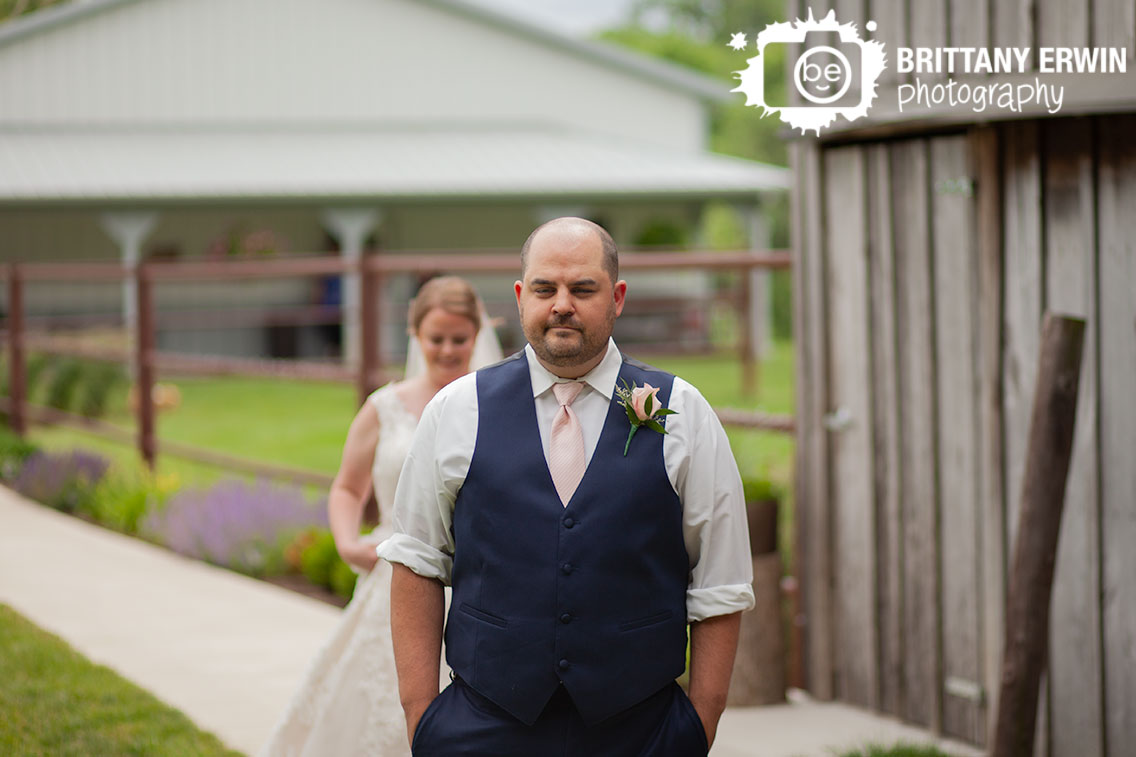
top-left (0, 427), bottom-right (358, 603)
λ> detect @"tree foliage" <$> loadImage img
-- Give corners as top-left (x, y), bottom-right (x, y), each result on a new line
top-left (599, 0), bottom-right (790, 167)
top-left (0, 0), bottom-right (67, 23)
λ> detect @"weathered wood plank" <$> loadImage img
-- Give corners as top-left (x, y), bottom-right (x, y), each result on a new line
top-left (1096, 113), bottom-right (1136, 757)
top-left (950, 0), bottom-right (989, 50)
top-left (1093, 0), bottom-right (1136, 59)
top-left (866, 141), bottom-right (904, 719)
top-left (1001, 121), bottom-right (1043, 556)
top-left (824, 144), bottom-right (878, 710)
top-left (931, 135), bottom-right (983, 744)
top-left (799, 140), bottom-right (836, 700)
top-left (870, 0), bottom-right (909, 87)
top-left (1038, 0), bottom-right (1090, 48)
top-left (909, 0), bottom-right (948, 82)
top-left (891, 137), bottom-right (941, 731)
top-left (993, 0), bottom-right (1033, 51)
top-left (1000, 118), bottom-right (1046, 757)
top-left (1043, 116), bottom-right (1104, 757)
top-left (971, 124), bottom-right (1004, 750)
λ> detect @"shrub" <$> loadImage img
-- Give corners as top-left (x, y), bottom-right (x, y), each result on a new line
top-left (299, 529), bottom-right (339, 588)
top-left (0, 426), bottom-right (39, 482)
top-left (142, 479), bottom-right (327, 577)
top-left (13, 450), bottom-right (110, 513)
top-left (329, 558), bottom-right (358, 601)
top-left (295, 528), bottom-right (358, 601)
top-left (742, 475), bottom-right (783, 503)
top-left (24, 352), bottom-right (49, 402)
top-left (44, 357), bottom-right (84, 412)
top-left (86, 469), bottom-right (178, 535)
top-left (838, 745), bottom-right (953, 757)
top-left (77, 361), bottom-right (126, 418)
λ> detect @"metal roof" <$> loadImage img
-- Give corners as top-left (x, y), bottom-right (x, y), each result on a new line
top-left (0, 0), bottom-right (730, 103)
top-left (0, 124), bottom-right (788, 205)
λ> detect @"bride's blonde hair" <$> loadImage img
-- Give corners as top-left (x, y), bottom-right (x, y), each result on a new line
top-left (408, 276), bottom-right (481, 334)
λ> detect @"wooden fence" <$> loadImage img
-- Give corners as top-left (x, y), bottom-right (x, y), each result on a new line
top-left (1, 248), bottom-right (793, 483)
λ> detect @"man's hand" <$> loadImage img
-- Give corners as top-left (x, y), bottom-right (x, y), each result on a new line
top-left (687, 612), bottom-right (742, 749)
top-left (390, 564), bottom-right (445, 747)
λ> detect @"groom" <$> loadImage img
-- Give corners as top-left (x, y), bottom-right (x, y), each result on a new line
top-left (379, 217), bottom-right (755, 756)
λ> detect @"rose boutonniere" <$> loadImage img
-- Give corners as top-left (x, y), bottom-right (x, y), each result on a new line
top-left (615, 380), bottom-right (677, 456)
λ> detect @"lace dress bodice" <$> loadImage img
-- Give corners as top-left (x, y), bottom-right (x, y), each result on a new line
top-left (367, 383), bottom-right (418, 536)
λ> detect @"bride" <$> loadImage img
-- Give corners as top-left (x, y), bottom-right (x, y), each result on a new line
top-left (261, 275), bottom-right (502, 756)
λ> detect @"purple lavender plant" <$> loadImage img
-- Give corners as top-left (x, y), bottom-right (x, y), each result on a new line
top-left (13, 450), bottom-right (111, 514)
top-left (142, 479), bottom-right (328, 576)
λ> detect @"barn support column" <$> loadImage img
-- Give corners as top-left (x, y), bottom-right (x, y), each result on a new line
top-left (321, 207), bottom-right (382, 365)
top-left (100, 210), bottom-right (159, 339)
top-left (737, 200), bottom-right (773, 360)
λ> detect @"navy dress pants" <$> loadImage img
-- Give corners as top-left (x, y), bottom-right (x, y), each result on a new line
top-left (411, 678), bottom-right (709, 757)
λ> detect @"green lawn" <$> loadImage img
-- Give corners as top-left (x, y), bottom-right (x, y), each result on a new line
top-left (0, 604), bottom-right (243, 757)
top-left (28, 341), bottom-right (795, 511)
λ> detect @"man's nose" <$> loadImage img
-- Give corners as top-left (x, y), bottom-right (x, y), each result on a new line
top-left (551, 289), bottom-right (574, 314)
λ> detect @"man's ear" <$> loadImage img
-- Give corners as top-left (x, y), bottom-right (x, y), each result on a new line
top-left (612, 280), bottom-right (627, 318)
top-left (514, 280), bottom-right (523, 308)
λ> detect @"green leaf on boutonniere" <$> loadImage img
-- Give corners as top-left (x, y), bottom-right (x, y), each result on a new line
top-left (644, 394), bottom-right (654, 417)
top-left (654, 408), bottom-right (677, 417)
top-left (623, 425), bottom-right (638, 456)
top-left (645, 418), bottom-right (668, 435)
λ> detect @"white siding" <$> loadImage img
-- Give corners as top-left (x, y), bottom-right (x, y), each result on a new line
top-left (0, 0), bottom-right (707, 151)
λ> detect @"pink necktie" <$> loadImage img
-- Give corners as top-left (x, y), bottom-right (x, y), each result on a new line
top-left (550, 381), bottom-right (586, 507)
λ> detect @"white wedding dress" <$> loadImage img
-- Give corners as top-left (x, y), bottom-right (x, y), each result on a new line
top-left (261, 382), bottom-right (432, 757)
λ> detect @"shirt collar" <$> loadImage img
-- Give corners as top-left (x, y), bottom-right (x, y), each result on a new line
top-left (525, 338), bottom-right (622, 401)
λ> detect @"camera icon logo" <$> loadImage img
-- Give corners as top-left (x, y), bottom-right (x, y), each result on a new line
top-left (732, 9), bottom-right (887, 135)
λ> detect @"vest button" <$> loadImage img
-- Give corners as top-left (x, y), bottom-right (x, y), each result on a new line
top-left (558, 659), bottom-right (570, 671)
top-left (560, 613), bottom-right (572, 624)
top-left (563, 517), bottom-right (575, 529)
top-left (561, 563), bottom-right (573, 575)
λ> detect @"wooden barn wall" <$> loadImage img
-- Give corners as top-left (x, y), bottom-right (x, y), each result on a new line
top-left (791, 112), bottom-right (1136, 753)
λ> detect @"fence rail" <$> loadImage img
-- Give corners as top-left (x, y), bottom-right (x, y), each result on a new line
top-left (2, 249), bottom-right (793, 480)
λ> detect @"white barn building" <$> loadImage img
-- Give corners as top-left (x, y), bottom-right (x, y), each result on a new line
top-left (0, 0), bottom-right (787, 359)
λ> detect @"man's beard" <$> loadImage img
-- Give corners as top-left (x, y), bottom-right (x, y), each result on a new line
top-left (524, 311), bottom-right (614, 368)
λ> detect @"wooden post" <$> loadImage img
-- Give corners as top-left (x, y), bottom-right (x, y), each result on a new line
top-left (134, 263), bottom-right (156, 469)
top-left (356, 255), bottom-right (380, 409)
top-left (739, 268), bottom-right (756, 397)
top-left (6, 264), bottom-right (26, 436)
top-left (728, 497), bottom-right (786, 705)
top-left (991, 313), bottom-right (1086, 757)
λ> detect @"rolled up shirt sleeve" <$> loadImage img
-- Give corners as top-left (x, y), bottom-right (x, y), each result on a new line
top-left (665, 378), bottom-right (756, 622)
top-left (375, 374), bottom-right (476, 586)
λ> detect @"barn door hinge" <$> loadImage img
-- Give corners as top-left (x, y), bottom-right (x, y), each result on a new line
top-left (934, 177), bottom-right (974, 196)
top-left (822, 406), bottom-right (853, 432)
top-left (944, 675), bottom-right (986, 706)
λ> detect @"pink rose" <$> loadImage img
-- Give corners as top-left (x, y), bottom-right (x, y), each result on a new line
top-left (629, 383), bottom-right (660, 421)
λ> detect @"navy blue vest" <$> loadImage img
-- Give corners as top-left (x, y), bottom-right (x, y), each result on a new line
top-left (445, 351), bottom-right (689, 726)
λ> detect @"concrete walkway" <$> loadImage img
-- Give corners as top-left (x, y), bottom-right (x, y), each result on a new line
top-left (0, 487), bottom-right (982, 757)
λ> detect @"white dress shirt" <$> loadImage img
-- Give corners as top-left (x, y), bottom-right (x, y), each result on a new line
top-left (377, 338), bottom-right (756, 622)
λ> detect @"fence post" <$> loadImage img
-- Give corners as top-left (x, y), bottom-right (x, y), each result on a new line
top-left (991, 313), bottom-right (1086, 757)
top-left (739, 265), bottom-right (756, 397)
top-left (6, 264), bottom-right (26, 436)
top-left (134, 263), bottom-right (156, 469)
top-left (356, 254), bottom-right (380, 408)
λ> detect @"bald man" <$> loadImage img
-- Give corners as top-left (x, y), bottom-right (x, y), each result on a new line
top-left (379, 218), bottom-right (754, 756)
